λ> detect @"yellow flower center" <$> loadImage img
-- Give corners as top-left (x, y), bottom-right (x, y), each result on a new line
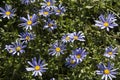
top-left (5, 11), bottom-right (11, 16)
top-left (30, 16), bottom-right (32, 19)
top-left (104, 22), bottom-right (109, 27)
top-left (104, 69), bottom-right (110, 74)
top-left (74, 36), bottom-right (78, 40)
top-left (57, 10), bottom-right (61, 13)
top-left (43, 11), bottom-right (49, 15)
top-left (56, 47), bottom-right (61, 52)
top-left (48, 23), bottom-right (53, 27)
top-left (27, 20), bottom-right (32, 25)
top-left (70, 60), bottom-right (75, 64)
top-left (76, 54), bottom-right (81, 58)
top-left (47, 2), bottom-right (51, 6)
top-left (16, 46), bottom-right (21, 51)
top-left (65, 36), bottom-right (70, 41)
top-left (9, 49), bottom-right (13, 53)
top-left (108, 51), bottom-right (113, 55)
top-left (25, 36), bottom-right (30, 41)
top-left (34, 65), bottom-right (40, 71)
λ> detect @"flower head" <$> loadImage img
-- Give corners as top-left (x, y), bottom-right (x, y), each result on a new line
top-left (19, 14), bottom-right (38, 30)
top-left (39, 8), bottom-right (52, 17)
top-left (95, 13), bottom-right (118, 31)
top-left (49, 41), bottom-right (66, 56)
top-left (21, 0), bottom-right (36, 5)
top-left (104, 46), bottom-right (118, 59)
top-left (65, 55), bottom-right (78, 68)
top-left (26, 57), bottom-right (48, 76)
top-left (70, 31), bottom-right (85, 42)
top-left (41, 0), bottom-right (56, 9)
top-left (54, 4), bottom-right (65, 15)
top-left (50, 78), bottom-right (56, 80)
top-left (96, 62), bottom-right (118, 80)
top-left (19, 32), bottom-right (35, 43)
top-left (61, 33), bottom-right (72, 43)
top-left (5, 45), bottom-right (15, 54)
top-left (5, 40), bottom-right (27, 56)
top-left (43, 18), bottom-right (57, 31)
top-left (0, 4), bottom-right (16, 19)
top-left (72, 48), bottom-right (88, 63)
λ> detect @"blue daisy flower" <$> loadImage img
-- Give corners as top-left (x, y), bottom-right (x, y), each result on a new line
top-left (50, 78), bottom-right (55, 80)
top-left (95, 13), bottom-right (118, 31)
top-left (0, 4), bottom-right (16, 19)
top-left (43, 18), bottom-right (57, 31)
top-left (49, 41), bottom-right (66, 56)
top-left (54, 4), bottom-right (65, 15)
top-left (72, 48), bottom-right (88, 63)
top-left (19, 14), bottom-right (38, 30)
top-left (39, 8), bottom-right (52, 17)
top-left (61, 33), bottom-right (72, 43)
top-left (19, 32), bottom-right (35, 43)
top-left (104, 46), bottom-right (118, 59)
top-left (96, 62), bottom-right (118, 80)
top-left (5, 45), bottom-right (15, 54)
top-left (21, 0), bottom-right (36, 5)
top-left (26, 57), bottom-right (48, 76)
top-left (70, 31), bottom-right (85, 42)
top-left (41, 0), bottom-right (56, 9)
top-left (5, 40), bottom-right (27, 56)
top-left (65, 55), bottom-right (78, 68)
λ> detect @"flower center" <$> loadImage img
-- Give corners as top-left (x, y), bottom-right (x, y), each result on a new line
top-left (43, 11), bottom-right (49, 15)
top-left (108, 51), bottom-right (113, 55)
top-left (9, 49), bottom-right (13, 53)
top-left (30, 16), bottom-right (32, 19)
top-left (27, 20), bottom-right (32, 25)
top-left (74, 36), bottom-right (78, 40)
top-left (34, 65), bottom-right (40, 71)
top-left (76, 54), bottom-right (81, 58)
top-left (70, 60), bottom-right (75, 64)
top-left (57, 10), bottom-right (61, 13)
top-left (47, 2), bottom-right (51, 6)
top-left (104, 22), bottom-right (109, 27)
top-left (65, 36), bottom-right (70, 41)
top-left (56, 47), bottom-right (61, 52)
top-left (25, 36), bottom-right (30, 41)
top-left (16, 46), bottom-right (21, 51)
top-left (5, 11), bottom-right (11, 16)
top-left (48, 23), bottom-right (53, 27)
top-left (104, 69), bottom-right (110, 74)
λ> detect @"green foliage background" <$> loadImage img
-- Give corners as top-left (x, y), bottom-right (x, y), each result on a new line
top-left (0, 0), bottom-right (120, 80)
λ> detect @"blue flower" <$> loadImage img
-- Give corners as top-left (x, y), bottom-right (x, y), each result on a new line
top-left (5, 45), bottom-right (14, 54)
top-left (39, 8), bottom-right (52, 17)
top-left (104, 46), bottom-right (118, 59)
top-left (26, 57), bottom-right (48, 76)
top-left (5, 40), bottom-right (27, 56)
top-left (21, 0), bottom-right (36, 5)
top-left (96, 62), bottom-right (118, 80)
top-left (19, 32), bottom-right (35, 43)
top-left (0, 4), bottom-right (16, 19)
top-left (70, 31), bottom-right (85, 42)
top-left (54, 4), bottom-right (65, 15)
top-left (19, 14), bottom-right (38, 30)
top-left (61, 33), bottom-right (72, 43)
top-left (50, 78), bottom-right (56, 80)
top-left (65, 55), bottom-right (78, 68)
top-left (95, 13), bottom-right (118, 31)
top-left (72, 48), bottom-right (88, 63)
top-left (41, 0), bottom-right (56, 9)
top-left (43, 18), bottom-right (57, 31)
top-left (49, 41), bottom-right (66, 56)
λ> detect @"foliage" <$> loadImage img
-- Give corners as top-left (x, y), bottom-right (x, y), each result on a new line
top-left (0, 0), bottom-right (120, 80)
